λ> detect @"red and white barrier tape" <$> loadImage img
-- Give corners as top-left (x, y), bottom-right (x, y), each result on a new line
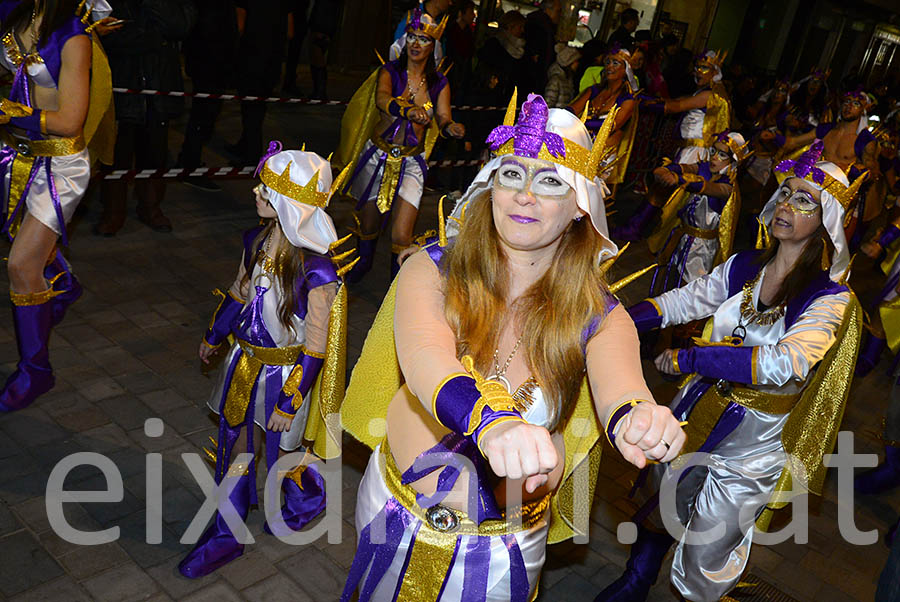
top-left (96, 159), bottom-right (482, 182)
top-left (111, 87), bottom-right (503, 112)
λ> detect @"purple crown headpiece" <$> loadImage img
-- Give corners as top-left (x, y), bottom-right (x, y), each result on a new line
top-left (485, 94), bottom-right (565, 159)
top-left (843, 85), bottom-right (867, 101)
top-left (255, 140), bottom-right (283, 178)
top-left (407, 5), bottom-right (424, 32)
top-left (774, 139), bottom-right (826, 185)
top-left (810, 69), bottom-right (827, 81)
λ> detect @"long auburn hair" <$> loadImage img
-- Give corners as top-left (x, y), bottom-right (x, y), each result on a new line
top-left (755, 222), bottom-right (832, 306)
top-left (442, 188), bottom-right (613, 429)
top-left (241, 220), bottom-right (306, 335)
top-left (1, 0), bottom-right (79, 47)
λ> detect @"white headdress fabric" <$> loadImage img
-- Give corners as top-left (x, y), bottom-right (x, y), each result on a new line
top-left (759, 161), bottom-right (850, 281)
top-left (259, 151), bottom-right (338, 255)
top-left (447, 108), bottom-right (618, 262)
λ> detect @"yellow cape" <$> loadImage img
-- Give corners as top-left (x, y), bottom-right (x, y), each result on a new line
top-left (333, 65), bottom-right (440, 176)
top-left (84, 32), bottom-right (115, 166)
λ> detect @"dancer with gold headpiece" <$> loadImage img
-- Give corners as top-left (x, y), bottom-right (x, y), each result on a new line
top-left (177, 143), bottom-right (351, 578)
top-left (613, 49), bottom-right (731, 241)
top-left (567, 43), bottom-right (638, 190)
top-left (597, 140), bottom-right (863, 602)
top-left (647, 130), bottom-right (750, 296)
top-left (339, 92), bottom-right (684, 601)
top-left (0, 0), bottom-right (114, 412)
top-left (335, 1), bottom-right (465, 283)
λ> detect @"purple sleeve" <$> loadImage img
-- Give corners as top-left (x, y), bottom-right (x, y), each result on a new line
top-left (627, 300), bottom-right (662, 333)
top-left (678, 345), bottom-right (754, 384)
top-left (879, 225), bottom-right (900, 249)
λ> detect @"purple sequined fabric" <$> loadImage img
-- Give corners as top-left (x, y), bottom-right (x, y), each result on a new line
top-left (255, 140), bottom-right (283, 178)
top-left (485, 94), bottom-right (565, 159)
top-left (774, 139), bottom-right (825, 184)
top-left (406, 4), bottom-right (424, 32)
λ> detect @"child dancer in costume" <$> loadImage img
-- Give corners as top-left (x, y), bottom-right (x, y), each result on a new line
top-left (597, 140), bottom-right (863, 602)
top-left (0, 0), bottom-right (114, 412)
top-left (647, 131), bottom-right (749, 296)
top-left (335, 3), bottom-right (464, 282)
top-left (178, 143), bottom-right (350, 578)
top-left (340, 93), bottom-right (685, 601)
top-left (615, 50), bottom-right (732, 241)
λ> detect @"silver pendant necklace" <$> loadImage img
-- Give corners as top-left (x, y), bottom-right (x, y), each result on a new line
top-left (486, 334), bottom-right (524, 393)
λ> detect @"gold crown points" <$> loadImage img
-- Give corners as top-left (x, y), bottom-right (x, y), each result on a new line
top-left (259, 160), bottom-right (329, 208)
top-left (723, 137), bottom-right (751, 161)
top-left (697, 49), bottom-right (726, 70)
top-left (407, 11), bottom-right (449, 41)
top-left (777, 164), bottom-right (866, 211)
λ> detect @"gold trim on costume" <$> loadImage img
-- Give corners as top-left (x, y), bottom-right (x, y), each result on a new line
top-left (381, 438), bottom-right (550, 536)
top-left (370, 135), bottom-right (426, 214)
top-left (259, 160), bottom-right (329, 208)
top-left (10, 283), bottom-right (62, 306)
top-left (0, 130), bottom-right (86, 156)
top-left (273, 406), bottom-right (296, 420)
top-left (680, 223), bottom-right (718, 240)
top-left (222, 340), bottom-right (303, 427)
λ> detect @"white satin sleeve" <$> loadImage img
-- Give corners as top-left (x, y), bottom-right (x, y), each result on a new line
top-left (654, 254), bottom-right (736, 328)
top-left (754, 291), bottom-right (849, 386)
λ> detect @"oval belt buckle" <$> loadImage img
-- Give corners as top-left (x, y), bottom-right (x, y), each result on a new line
top-left (244, 346), bottom-right (255, 358)
top-left (16, 141), bottom-right (31, 157)
top-left (426, 504), bottom-right (459, 533)
top-left (715, 379), bottom-right (733, 397)
top-left (389, 146), bottom-right (402, 158)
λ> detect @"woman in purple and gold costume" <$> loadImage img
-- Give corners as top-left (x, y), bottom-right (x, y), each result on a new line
top-left (335, 2), bottom-right (465, 283)
top-left (0, 0), bottom-right (114, 412)
top-left (567, 44), bottom-right (638, 190)
top-left (177, 144), bottom-right (351, 578)
top-left (339, 93), bottom-right (685, 601)
top-left (596, 141), bottom-right (863, 602)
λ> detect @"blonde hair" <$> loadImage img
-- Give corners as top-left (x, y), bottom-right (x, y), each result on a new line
top-left (442, 189), bottom-right (613, 428)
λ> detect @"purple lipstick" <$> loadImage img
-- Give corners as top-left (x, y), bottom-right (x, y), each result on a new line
top-left (510, 214), bottom-right (538, 224)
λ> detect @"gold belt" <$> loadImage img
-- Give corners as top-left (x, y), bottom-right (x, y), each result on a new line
top-left (380, 438), bottom-right (550, 536)
top-left (680, 223), bottom-right (717, 240)
top-left (369, 136), bottom-right (424, 214)
top-left (679, 380), bottom-right (798, 458)
top-left (371, 135), bottom-right (424, 159)
top-left (222, 339), bottom-right (304, 427)
top-left (1, 130), bottom-right (85, 157)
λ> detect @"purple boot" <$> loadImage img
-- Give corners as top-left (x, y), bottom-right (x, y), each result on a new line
top-left (594, 526), bottom-right (674, 602)
top-left (178, 473), bottom-right (251, 578)
top-left (856, 446), bottom-right (900, 495)
top-left (610, 201), bottom-right (661, 242)
top-left (0, 296), bottom-right (55, 413)
top-left (263, 463), bottom-right (326, 536)
top-left (855, 334), bottom-right (886, 377)
top-left (345, 234), bottom-right (378, 284)
top-left (44, 250), bottom-right (82, 327)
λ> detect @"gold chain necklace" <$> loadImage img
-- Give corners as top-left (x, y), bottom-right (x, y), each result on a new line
top-left (486, 333), bottom-right (523, 393)
top-left (406, 71), bottom-right (426, 102)
top-left (257, 233), bottom-right (281, 276)
top-left (734, 270), bottom-right (785, 339)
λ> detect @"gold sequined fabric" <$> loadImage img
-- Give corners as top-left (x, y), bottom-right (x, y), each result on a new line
top-left (701, 82), bottom-right (732, 146)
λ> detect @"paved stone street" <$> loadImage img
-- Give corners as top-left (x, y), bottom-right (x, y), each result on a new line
top-left (0, 69), bottom-right (895, 601)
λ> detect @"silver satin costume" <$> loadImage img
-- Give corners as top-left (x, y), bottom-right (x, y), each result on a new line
top-left (352, 392), bottom-right (554, 600)
top-left (647, 254), bottom-right (848, 601)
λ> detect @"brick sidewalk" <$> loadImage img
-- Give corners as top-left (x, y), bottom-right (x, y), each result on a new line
top-left (0, 98), bottom-right (894, 601)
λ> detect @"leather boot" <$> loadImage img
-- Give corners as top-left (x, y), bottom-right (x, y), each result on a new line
top-left (263, 463), bottom-right (326, 536)
top-left (594, 526), bottom-right (675, 602)
top-left (345, 232), bottom-right (378, 284)
top-left (0, 291), bottom-right (55, 412)
top-left (44, 250), bottom-right (82, 327)
top-left (856, 445), bottom-right (900, 495)
top-left (611, 200), bottom-right (661, 242)
top-left (178, 472), bottom-right (252, 578)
